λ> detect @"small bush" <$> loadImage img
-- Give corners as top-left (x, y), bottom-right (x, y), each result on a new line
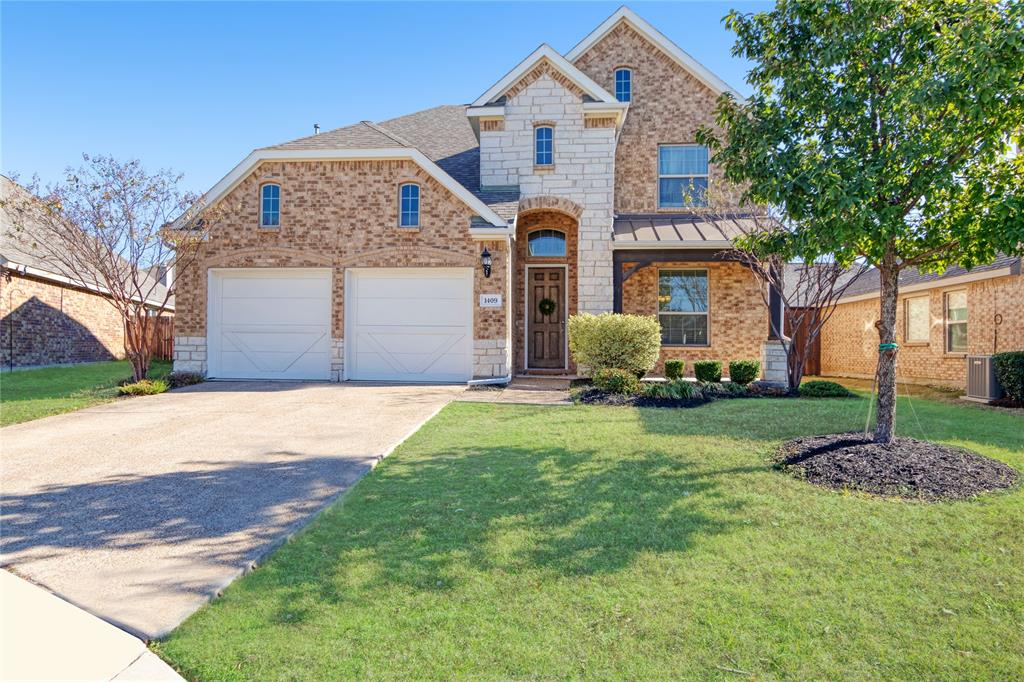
top-left (799, 380), bottom-right (854, 398)
top-left (117, 379), bottom-right (168, 396)
top-left (993, 351), bottom-right (1024, 403)
top-left (643, 379), bottom-right (700, 400)
top-left (568, 313), bottom-right (661, 376)
top-left (700, 382), bottom-right (730, 398)
top-left (664, 359), bottom-right (685, 380)
top-left (724, 381), bottom-right (748, 396)
top-left (693, 360), bottom-right (722, 383)
top-left (593, 368), bottom-right (641, 395)
top-left (728, 360), bottom-right (760, 385)
top-left (166, 371), bottom-right (205, 389)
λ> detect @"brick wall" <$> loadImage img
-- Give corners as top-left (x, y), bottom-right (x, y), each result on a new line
top-left (621, 260), bottom-right (767, 376)
top-left (820, 273), bottom-right (1024, 388)
top-left (174, 159), bottom-right (510, 377)
top-left (573, 21), bottom-right (744, 214)
top-left (0, 272), bottom-right (125, 368)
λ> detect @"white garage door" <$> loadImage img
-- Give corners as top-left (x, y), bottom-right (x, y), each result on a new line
top-left (346, 268), bottom-right (473, 382)
top-left (207, 269), bottom-right (331, 380)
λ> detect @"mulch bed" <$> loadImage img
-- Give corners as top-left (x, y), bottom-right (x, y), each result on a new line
top-left (778, 432), bottom-right (1019, 501)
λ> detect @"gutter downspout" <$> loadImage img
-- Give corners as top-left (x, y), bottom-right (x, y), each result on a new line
top-left (467, 373), bottom-right (513, 386)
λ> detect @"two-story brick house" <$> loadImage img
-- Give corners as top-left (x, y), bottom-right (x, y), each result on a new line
top-left (174, 6), bottom-right (785, 383)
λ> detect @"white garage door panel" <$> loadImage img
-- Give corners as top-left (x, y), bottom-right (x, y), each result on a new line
top-left (209, 269), bottom-right (331, 380)
top-left (348, 269), bottom-right (473, 382)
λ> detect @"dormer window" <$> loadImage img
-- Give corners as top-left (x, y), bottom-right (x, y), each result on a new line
top-left (535, 126), bottom-right (553, 166)
top-left (399, 183), bottom-right (420, 227)
top-left (615, 68), bottom-right (632, 102)
top-left (260, 183), bottom-right (280, 227)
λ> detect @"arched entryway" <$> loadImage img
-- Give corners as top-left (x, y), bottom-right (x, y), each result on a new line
top-left (514, 206), bottom-right (580, 374)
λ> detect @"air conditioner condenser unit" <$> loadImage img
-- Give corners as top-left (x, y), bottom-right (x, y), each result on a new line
top-left (964, 355), bottom-right (1003, 402)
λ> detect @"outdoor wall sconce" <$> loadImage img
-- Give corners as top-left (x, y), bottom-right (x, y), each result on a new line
top-left (481, 248), bottom-right (493, 278)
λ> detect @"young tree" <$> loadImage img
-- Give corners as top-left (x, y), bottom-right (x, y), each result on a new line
top-left (700, 0), bottom-right (1024, 442)
top-left (2, 155), bottom-right (211, 381)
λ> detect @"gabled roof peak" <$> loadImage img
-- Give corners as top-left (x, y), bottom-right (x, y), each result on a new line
top-left (565, 5), bottom-right (745, 102)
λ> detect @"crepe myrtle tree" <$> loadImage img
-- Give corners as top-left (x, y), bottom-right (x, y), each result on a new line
top-left (698, 0), bottom-right (1024, 443)
top-left (2, 155), bottom-right (213, 381)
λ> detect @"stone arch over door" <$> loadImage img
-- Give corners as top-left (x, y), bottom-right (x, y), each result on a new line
top-left (517, 195), bottom-right (584, 220)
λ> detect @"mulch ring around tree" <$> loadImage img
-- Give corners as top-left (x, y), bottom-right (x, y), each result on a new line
top-left (778, 432), bottom-right (1019, 501)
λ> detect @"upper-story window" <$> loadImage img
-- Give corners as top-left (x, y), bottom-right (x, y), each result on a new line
top-left (528, 229), bottom-right (567, 257)
top-left (614, 68), bottom-right (632, 102)
top-left (399, 183), bottom-right (420, 227)
top-left (658, 145), bottom-right (709, 208)
top-left (535, 126), bottom-right (553, 166)
top-left (260, 183), bottom-right (280, 227)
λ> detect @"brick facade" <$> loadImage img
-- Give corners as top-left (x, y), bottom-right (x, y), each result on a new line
top-left (0, 272), bottom-right (125, 368)
top-left (820, 273), bottom-right (1024, 388)
top-left (174, 159), bottom-right (510, 378)
top-left (620, 260), bottom-right (767, 377)
top-left (573, 21), bottom-right (743, 214)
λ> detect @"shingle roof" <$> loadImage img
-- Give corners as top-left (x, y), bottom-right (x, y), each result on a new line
top-left (265, 105), bottom-right (520, 220)
top-left (612, 213), bottom-right (761, 245)
top-left (838, 254), bottom-right (1022, 299)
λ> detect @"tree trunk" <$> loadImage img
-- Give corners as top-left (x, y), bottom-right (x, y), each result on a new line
top-left (873, 260), bottom-right (900, 444)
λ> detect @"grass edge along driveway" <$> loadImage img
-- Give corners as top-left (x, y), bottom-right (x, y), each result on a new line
top-left (156, 395), bottom-right (1023, 680)
top-left (0, 360), bottom-right (171, 426)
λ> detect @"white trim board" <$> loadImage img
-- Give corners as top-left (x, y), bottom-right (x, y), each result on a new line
top-left (836, 266), bottom-right (1017, 304)
top-left (471, 44), bottom-right (619, 107)
top-left (565, 6), bottom-right (746, 102)
top-left (174, 148), bottom-right (508, 230)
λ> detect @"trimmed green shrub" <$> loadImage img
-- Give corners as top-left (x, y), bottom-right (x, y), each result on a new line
top-left (693, 360), bottom-right (722, 383)
top-left (728, 360), bottom-right (760, 385)
top-left (643, 379), bottom-right (700, 400)
top-left (593, 368), bottom-right (641, 395)
top-left (799, 380), bottom-right (854, 398)
top-left (568, 313), bottom-right (661, 376)
top-left (117, 379), bottom-right (168, 396)
top-left (166, 371), bottom-right (204, 389)
top-left (993, 351), bottom-right (1024, 402)
top-left (664, 359), bottom-right (685, 380)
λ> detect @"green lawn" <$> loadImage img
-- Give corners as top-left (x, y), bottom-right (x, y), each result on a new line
top-left (0, 359), bottom-right (171, 426)
top-left (157, 395), bottom-right (1023, 681)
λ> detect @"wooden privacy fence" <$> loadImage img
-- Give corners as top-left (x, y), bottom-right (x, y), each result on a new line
top-left (127, 315), bottom-right (174, 361)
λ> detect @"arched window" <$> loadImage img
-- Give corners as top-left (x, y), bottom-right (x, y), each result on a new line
top-left (260, 183), bottom-right (280, 227)
top-left (399, 183), bottom-right (420, 227)
top-left (528, 229), bottom-right (567, 257)
top-left (535, 126), bottom-right (553, 166)
top-left (614, 68), bottom-right (632, 103)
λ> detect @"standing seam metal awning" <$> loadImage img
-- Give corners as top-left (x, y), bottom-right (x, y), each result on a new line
top-left (611, 213), bottom-right (763, 246)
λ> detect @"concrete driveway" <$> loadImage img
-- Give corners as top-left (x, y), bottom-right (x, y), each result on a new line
top-left (1, 381), bottom-right (463, 640)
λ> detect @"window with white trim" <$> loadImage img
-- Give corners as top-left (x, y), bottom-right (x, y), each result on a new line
top-left (535, 126), bottom-right (553, 166)
top-left (658, 145), bottom-right (708, 208)
top-left (945, 290), bottom-right (967, 352)
top-left (658, 269), bottom-right (709, 345)
top-left (260, 183), bottom-right (280, 227)
top-left (614, 68), bottom-right (632, 102)
top-left (399, 183), bottom-right (420, 227)
top-left (904, 296), bottom-right (930, 343)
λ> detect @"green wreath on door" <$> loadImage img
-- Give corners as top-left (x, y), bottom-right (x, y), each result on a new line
top-left (538, 298), bottom-right (557, 316)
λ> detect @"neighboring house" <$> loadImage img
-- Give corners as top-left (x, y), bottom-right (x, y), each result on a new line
top-left (0, 176), bottom-right (172, 370)
top-left (174, 6), bottom-right (785, 382)
top-left (819, 255), bottom-right (1024, 388)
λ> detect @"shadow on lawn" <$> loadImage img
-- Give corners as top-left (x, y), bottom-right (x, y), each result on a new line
top-left (258, 443), bottom-right (755, 626)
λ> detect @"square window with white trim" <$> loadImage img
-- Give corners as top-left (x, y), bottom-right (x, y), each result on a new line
top-left (658, 269), bottom-right (709, 346)
top-left (659, 145), bottom-right (708, 208)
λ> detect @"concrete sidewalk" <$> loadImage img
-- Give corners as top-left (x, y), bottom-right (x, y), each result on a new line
top-left (0, 569), bottom-right (181, 681)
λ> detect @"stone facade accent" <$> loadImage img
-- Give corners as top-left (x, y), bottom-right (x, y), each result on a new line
top-left (174, 160), bottom-right (510, 379)
top-left (172, 335), bottom-right (207, 374)
top-left (330, 338), bottom-right (344, 382)
top-left (762, 340), bottom-right (787, 382)
top-left (502, 58), bottom-right (587, 101)
top-left (584, 117), bottom-right (617, 129)
top-left (474, 338), bottom-right (510, 378)
top-left (573, 21), bottom-right (744, 214)
top-left (513, 210), bottom-right (579, 373)
top-left (479, 73), bottom-right (616, 314)
top-left (479, 119), bottom-right (504, 132)
top-left (0, 272), bottom-right (125, 368)
top-left (620, 260), bottom-right (768, 377)
top-left (820, 273), bottom-right (1024, 388)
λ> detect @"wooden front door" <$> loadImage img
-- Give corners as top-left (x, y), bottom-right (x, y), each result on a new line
top-left (527, 268), bottom-right (565, 369)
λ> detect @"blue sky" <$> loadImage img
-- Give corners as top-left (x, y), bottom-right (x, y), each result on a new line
top-left (2, 1), bottom-right (768, 193)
